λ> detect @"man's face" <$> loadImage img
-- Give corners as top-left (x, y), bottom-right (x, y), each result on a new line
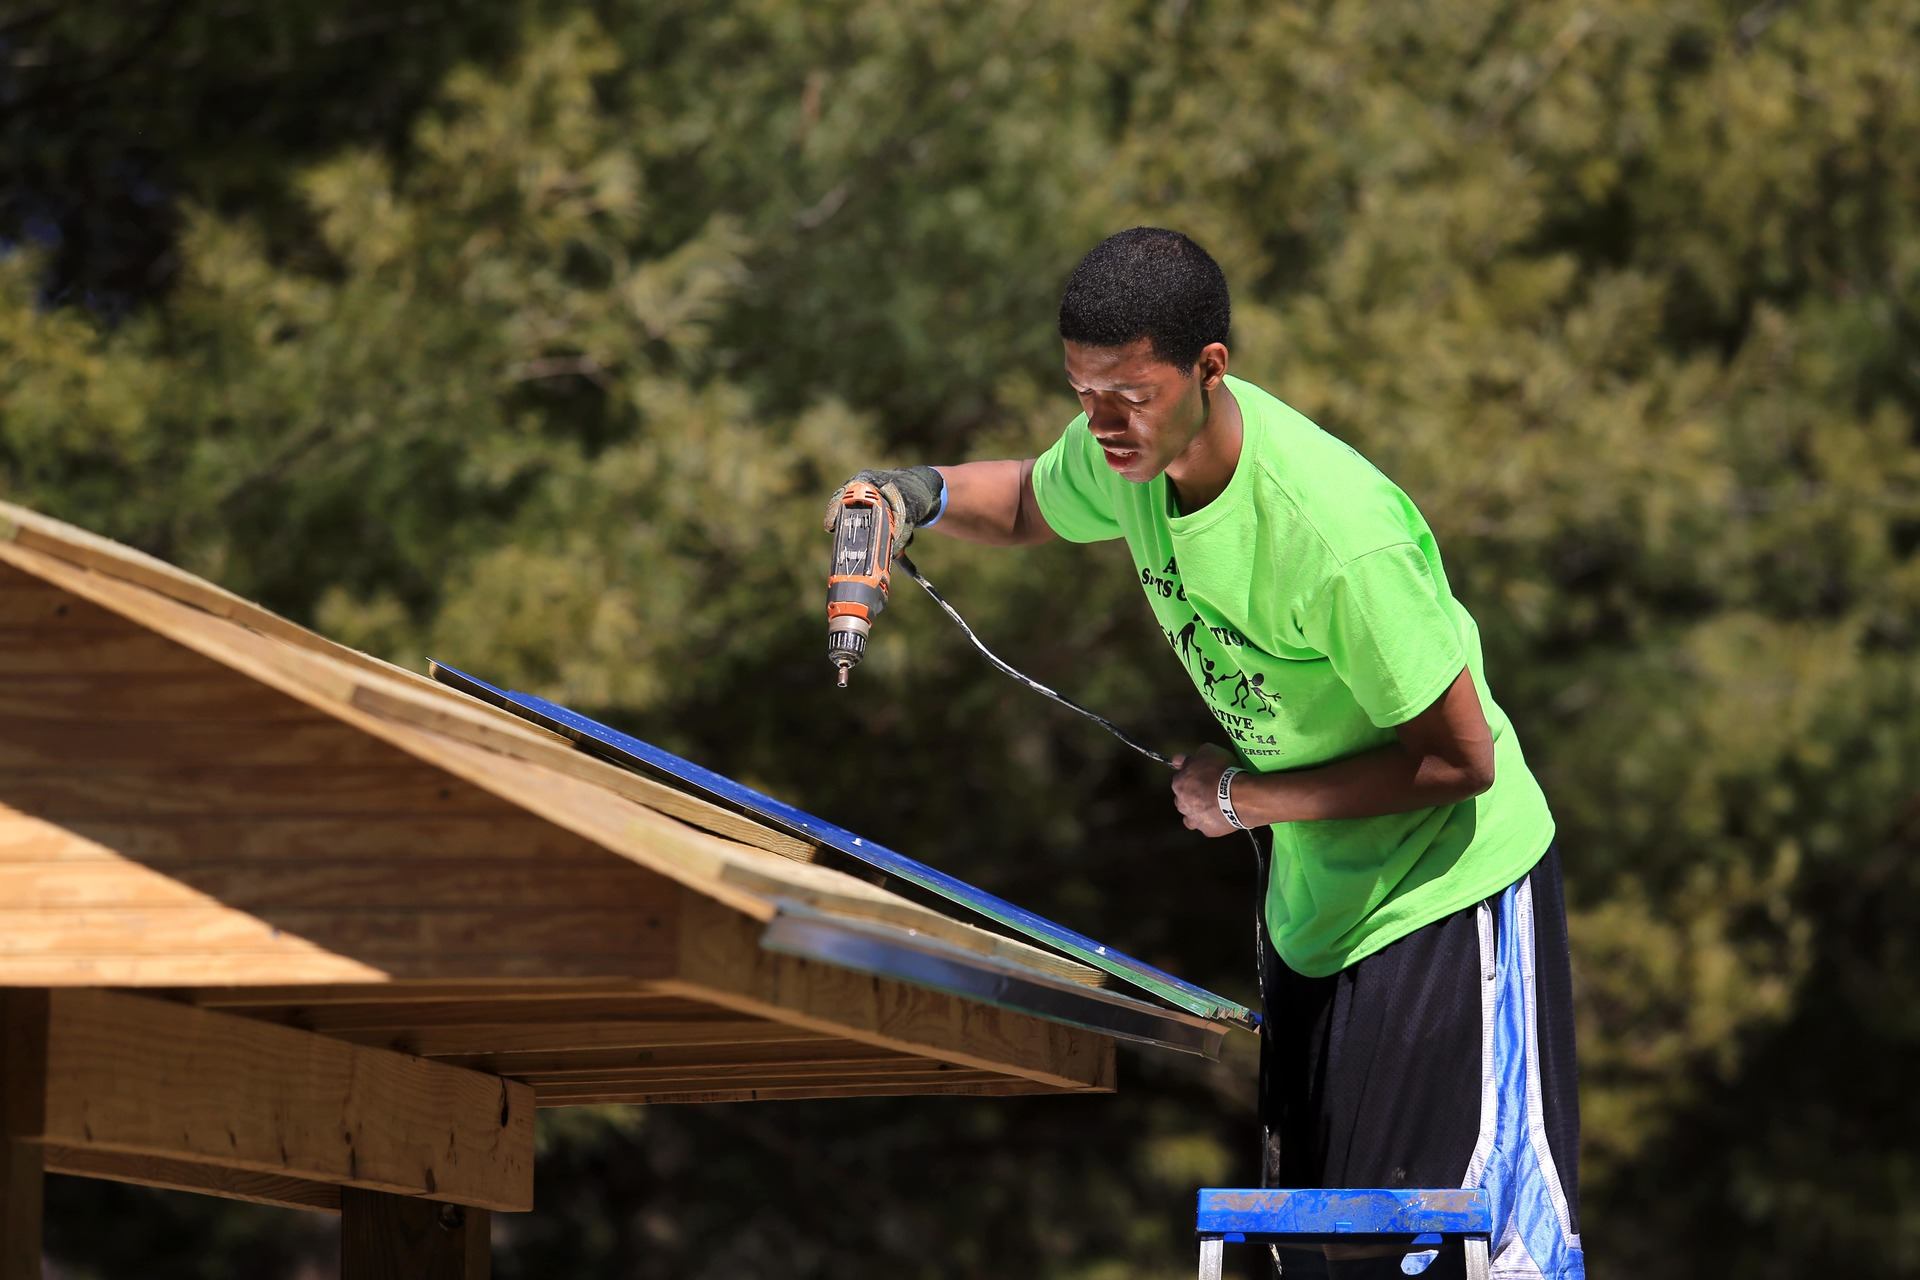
top-left (1063, 337), bottom-right (1216, 485)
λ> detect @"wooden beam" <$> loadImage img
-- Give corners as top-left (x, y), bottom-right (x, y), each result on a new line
top-left (399, 1020), bottom-right (830, 1058)
top-left (41, 1145), bottom-right (341, 1214)
top-left (529, 1062), bottom-right (1001, 1087)
top-left (0, 955), bottom-right (394, 988)
top-left (0, 717), bottom-right (420, 770)
top-left (174, 982), bottom-right (672, 1009)
top-left (464, 1048), bottom-right (942, 1081)
top-left (27, 991), bottom-right (534, 1211)
top-left (340, 1188), bottom-right (489, 1280)
top-left (0, 993), bottom-right (46, 1280)
top-left (663, 893), bottom-right (1114, 1094)
top-left (0, 671), bottom-right (312, 721)
top-left (0, 575), bottom-right (124, 629)
top-left (534, 1078), bottom-right (1057, 1106)
top-left (439, 1023), bottom-right (934, 1067)
top-left (0, 628), bottom-right (233, 674)
top-left (0, 764), bottom-right (512, 818)
top-left (536, 1079), bottom-right (1009, 1104)
top-left (195, 992), bottom-right (830, 1053)
top-left (0, 813), bottom-right (630, 866)
top-left (0, 907), bottom-right (674, 965)
top-left (518, 1066), bottom-right (990, 1097)
top-left (0, 859), bottom-right (675, 911)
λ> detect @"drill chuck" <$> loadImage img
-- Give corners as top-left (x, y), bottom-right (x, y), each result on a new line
top-left (827, 614), bottom-right (870, 687)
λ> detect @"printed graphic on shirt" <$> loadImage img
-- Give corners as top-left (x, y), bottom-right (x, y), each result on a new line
top-left (1146, 557), bottom-right (1287, 759)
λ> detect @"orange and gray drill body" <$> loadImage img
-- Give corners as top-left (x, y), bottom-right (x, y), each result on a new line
top-left (826, 481), bottom-right (900, 687)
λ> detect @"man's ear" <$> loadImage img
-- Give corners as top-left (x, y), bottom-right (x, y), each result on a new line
top-left (1195, 342), bottom-right (1231, 390)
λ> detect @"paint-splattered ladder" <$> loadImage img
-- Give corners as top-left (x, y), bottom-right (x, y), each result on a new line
top-left (1195, 1188), bottom-right (1492, 1279)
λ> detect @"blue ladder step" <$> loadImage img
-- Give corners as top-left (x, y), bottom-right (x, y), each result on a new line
top-left (1195, 1188), bottom-right (1492, 1280)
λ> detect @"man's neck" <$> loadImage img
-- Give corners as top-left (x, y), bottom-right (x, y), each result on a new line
top-left (1164, 381), bottom-right (1244, 514)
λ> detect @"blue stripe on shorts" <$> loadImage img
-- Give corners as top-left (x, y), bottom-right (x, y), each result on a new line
top-left (1465, 871), bottom-right (1586, 1279)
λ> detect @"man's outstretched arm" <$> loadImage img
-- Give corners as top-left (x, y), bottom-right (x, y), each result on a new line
top-left (930, 460), bottom-right (1056, 546)
top-left (827, 460), bottom-right (1056, 549)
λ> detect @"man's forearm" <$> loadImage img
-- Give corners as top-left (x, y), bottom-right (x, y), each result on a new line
top-left (1231, 741), bottom-right (1493, 825)
top-left (929, 459), bottom-right (1055, 546)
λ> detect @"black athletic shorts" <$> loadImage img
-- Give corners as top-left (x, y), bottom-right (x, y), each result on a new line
top-left (1255, 841), bottom-right (1586, 1279)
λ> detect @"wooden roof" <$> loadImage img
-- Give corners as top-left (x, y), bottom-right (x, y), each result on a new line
top-left (0, 500), bottom-right (1223, 1219)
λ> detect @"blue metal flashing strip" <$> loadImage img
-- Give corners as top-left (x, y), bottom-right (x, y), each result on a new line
top-left (428, 660), bottom-right (1257, 1029)
top-left (1195, 1188), bottom-right (1492, 1238)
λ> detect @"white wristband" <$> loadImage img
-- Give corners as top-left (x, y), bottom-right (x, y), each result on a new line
top-left (1217, 767), bottom-right (1247, 831)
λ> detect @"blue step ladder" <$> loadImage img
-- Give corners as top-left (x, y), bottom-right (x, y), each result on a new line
top-left (1195, 1188), bottom-right (1492, 1278)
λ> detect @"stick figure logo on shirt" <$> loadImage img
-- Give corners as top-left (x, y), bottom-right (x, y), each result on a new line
top-left (1174, 616), bottom-right (1202, 670)
top-left (1230, 671), bottom-right (1275, 714)
top-left (1153, 589), bottom-right (1279, 725)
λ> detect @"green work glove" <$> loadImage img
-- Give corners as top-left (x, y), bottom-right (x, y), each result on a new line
top-left (821, 466), bottom-right (947, 550)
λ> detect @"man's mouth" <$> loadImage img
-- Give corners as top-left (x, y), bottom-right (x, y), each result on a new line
top-left (1099, 442), bottom-right (1138, 468)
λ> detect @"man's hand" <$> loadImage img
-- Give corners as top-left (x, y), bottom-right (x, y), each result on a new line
top-left (822, 467), bottom-right (946, 552)
top-left (1170, 744), bottom-right (1240, 837)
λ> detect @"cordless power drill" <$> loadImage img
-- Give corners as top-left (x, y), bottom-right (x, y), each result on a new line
top-left (825, 480), bottom-right (902, 687)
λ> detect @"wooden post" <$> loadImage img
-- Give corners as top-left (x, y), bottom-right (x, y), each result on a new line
top-left (0, 993), bottom-right (47, 1280)
top-left (340, 1189), bottom-right (489, 1280)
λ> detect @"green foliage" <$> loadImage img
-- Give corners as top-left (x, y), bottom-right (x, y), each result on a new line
top-left (5, 1), bottom-right (1918, 1275)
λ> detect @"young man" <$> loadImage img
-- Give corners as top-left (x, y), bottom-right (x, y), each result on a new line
top-left (830, 228), bottom-right (1584, 1279)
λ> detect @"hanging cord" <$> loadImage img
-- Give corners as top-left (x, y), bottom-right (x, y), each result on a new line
top-left (898, 554), bottom-right (1176, 768)
top-left (897, 553), bottom-right (1270, 1032)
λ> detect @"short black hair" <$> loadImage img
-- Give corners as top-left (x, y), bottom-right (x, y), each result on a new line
top-left (1057, 227), bottom-right (1230, 371)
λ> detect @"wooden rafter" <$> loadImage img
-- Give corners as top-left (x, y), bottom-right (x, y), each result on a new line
top-left (40, 1147), bottom-right (342, 1215)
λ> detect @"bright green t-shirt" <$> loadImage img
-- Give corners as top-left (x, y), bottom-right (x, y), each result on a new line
top-left (1031, 375), bottom-right (1555, 977)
